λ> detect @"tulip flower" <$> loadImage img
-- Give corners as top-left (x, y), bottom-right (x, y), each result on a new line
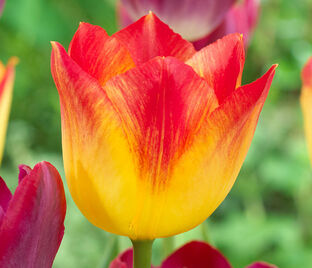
top-left (119, 0), bottom-right (235, 41)
top-left (193, 0), bottom-right (260, 50)
top-left (110, 241), bottom-right (277, 268)
top-left (51, 13), bottom-right (276, 241)
top-left (301, 57), bottom-right (312, 163)
top-left (0, 58), bottom-right (17, 165)
top-left (118, 0), bottom-right (260, 50)
top-left (0, 161), bottom-right (66, 267)
top-left (0, 0), bottom-right (4, 16)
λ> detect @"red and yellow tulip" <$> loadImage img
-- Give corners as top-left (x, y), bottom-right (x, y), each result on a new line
top-left (0, 58), bottom-right (17, 164)
top-left (51, 13), bottom-right (276, 240)
top-left (301, 57), bottom-right (312, 163)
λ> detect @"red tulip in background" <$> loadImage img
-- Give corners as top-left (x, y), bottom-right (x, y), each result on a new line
top-left (118, 0), bottom-right (260, 50)
top-left (110, 241), bottom-right (277, 268)
top-left (0, 161), bottom-right (66, 268)
top-left (0, 0), bottom-right (4, 16)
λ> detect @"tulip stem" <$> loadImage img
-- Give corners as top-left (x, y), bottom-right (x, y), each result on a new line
top-left (162, 236), bottom-right (174, 258)
top-left (131, 239), bottom-right (154, 268)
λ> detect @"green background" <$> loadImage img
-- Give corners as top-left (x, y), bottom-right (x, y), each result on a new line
top-left (1, 0), bottom-right (312, 267)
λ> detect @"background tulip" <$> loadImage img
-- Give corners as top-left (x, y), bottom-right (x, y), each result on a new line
top-left (0, 161), bottom-right (66, 267)
top-left (0, 0), bottom-right (4, 16)
top-left (0, 57), bottom-right (17, 165)
top-left (192, 0), bottom-right (260, 50)
top-left (51, 14), bottom-right (276, 240)
top-left (300, 57), bottom-right (312, 163)
top-left (119, 0), bottom-right (235, 41)
top-left (110, 241), bottom-right (277, 268)
top-left (118, 0), bottom-right (260, 50)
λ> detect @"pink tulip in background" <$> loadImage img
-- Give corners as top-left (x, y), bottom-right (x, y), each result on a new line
top-left (110, 241), bottom-right (277, 268)
top-left (118, 0), bottom-right (260, 50)
top-left (0, 161), bottom-right (66, 268)
top-left (0, 0), bottom-right (4, 16)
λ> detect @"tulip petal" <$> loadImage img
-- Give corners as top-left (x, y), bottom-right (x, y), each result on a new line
top-left (109, 249), bottom-right (133, 268)
top-left (0, 177), bottom-right (11, 223)
top-left (193, 0), bottom-right (260, 50)
top-left (0, 178), bottom-right (12, 216)
top-left (51, 41), bottom-right (142, 236)
top-left (0, 58), bottom-right (17, 165)
top-left (190, 65), bottom-right (277, 219)
top-left (68, 22), bottom-right (135, 86)
top-left (149, 65), bottom-right (276, 237)
top-left (120, 0), bottom-right (235, 40)
top-left (104, 56), bottom-right (218, 188)
top-left (247, 262), bottom-right (277, 268)
top-left (18, 164), bottom-right (32, 183)
top-left (161, 241), bottom-right (231, 268)
top-left (187, 33), bottom-right (245, 104)
top-left (302, 57), bottom-right (312, 88)
top-left (208, 64), bottom-right (277, 132)
top-left (0, 162), bottom-right (66, 268)
top-left (113, 13), bottom-right (196, 65)
top-left (300, 57), bottom-right (312, 164)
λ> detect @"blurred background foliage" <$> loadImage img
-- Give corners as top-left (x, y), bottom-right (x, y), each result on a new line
top-left (1, 0), bottom-right (312, 267)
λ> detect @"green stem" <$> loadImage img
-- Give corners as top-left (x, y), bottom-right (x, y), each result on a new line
top-left (131, 239), bottom-right (154, 268)
top-left (162, 236), bottom-right (174, 258)
top-left (201, 221), bottom-right (211, 243)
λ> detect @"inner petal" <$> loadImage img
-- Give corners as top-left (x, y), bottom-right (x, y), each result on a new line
top-left (68, 22), bottom-right (136, 87)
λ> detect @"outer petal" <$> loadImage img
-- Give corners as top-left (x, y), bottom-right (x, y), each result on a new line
top-left (0, 162), bottom-right (66, 268)
top-left (247, 262), bottom-right (278, 268)
top-left (187, 33), bottom-right (245, 104)
top-left (300, 57), bottom-right (312, 164)
top-left (151, 65), bottom-right (276, 237)
top-left (193, 0), bottom-right (260, 50)
top-left (302, 57), bottom-right (312, 88)
top-left (161, 241), bottom-right (231, 268)
top-left (113, 13), bottom-right (196, 65)
top-left (120, 0), bottom-right (235, 41)
top-left (0, 58), bottom-right (17, 165)
top-left (51, 40), bottom-right (220, 239)
top-left (51, 42), bottom-right (141, 237)
top-left (68, 22), bottom-right (135, 86)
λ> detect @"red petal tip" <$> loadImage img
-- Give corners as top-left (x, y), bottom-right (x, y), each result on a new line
top-left (18, 164), bottom-right (32, 183)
